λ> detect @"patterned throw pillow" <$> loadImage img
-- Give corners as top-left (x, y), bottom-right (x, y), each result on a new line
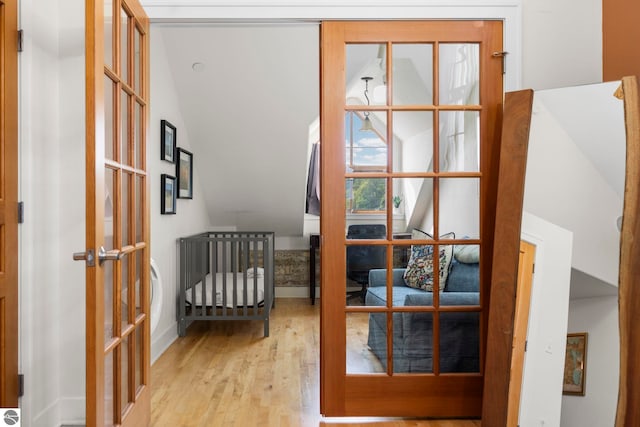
top-left (403, 233), bottom-right (454, 292)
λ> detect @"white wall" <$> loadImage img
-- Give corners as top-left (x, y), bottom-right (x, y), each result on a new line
top-left (518, 212), bottom-right (573, 427)
top-left (20, 0), bottom-right (87, 425)
top-left (522, 0), bottom-right (602, 90)
top-left (149, 28), bottom-right (212, 363)
top-left (560, 296), bottom-right (619, 427)
top-left (524, 95), bottom-right (622, 286)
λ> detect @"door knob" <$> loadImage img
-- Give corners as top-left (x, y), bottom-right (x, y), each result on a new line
top-left (73, 246), bottom-right (121, 266)
top-left (73, 248), bottom-right (96, 266)
top-left (97, 246), bottom-right (122, 264)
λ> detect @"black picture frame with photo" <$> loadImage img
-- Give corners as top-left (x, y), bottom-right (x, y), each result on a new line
top-left (161, 120), bottom-right (177, 163)
top-left (176, 147), bottom-right (193, 199)
top-left (160, 174), bottom-right (177, 214)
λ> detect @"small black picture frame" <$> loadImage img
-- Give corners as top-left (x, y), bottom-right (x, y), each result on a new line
top-left (176, 147), bottom-right (193, 199)
top-left (161, 120), bottom-right (177, 163)
top-left (160, 174), bottom-right (177, 214)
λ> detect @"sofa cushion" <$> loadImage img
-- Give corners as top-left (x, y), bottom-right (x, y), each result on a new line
top-left (366, 284), bottom-right (417, 307)
top-left (445, 259), bottom-right (480, 292)
top-left (454, 244), bottom-right (480, 263)
top-left (403, 239), bottom-right (454, 291)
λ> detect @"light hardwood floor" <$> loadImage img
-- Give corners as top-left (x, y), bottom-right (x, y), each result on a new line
top-left (151, 298), bottom-right (481, 427)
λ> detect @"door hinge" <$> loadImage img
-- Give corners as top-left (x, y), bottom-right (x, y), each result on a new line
top-left (525, 340), bottom-right (528, 352)
top-left (17, 29), bottom-right (23, 52)
top-left (18, 374), bottom-right (24, 397)
top-left (17, 202), bottom-right (24, 224)
top-left (492, 51), bottom-right (509, 75)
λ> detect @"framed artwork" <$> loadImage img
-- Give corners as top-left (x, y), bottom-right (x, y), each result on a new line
top-left (160, 174), bottom-right (177, 214)
top-left (563, 332), bottom-right (588, 395)
top-left (161, 120), bottom-right (177, 163)
top-left (176, 147), bottom-right (193, 199)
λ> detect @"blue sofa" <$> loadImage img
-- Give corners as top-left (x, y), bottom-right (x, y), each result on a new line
top-left (365, 258), bottom-right (480, 373)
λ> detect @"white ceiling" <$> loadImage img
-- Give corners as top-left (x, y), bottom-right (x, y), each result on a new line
top-left (157, 24), bottom-right (320, 235)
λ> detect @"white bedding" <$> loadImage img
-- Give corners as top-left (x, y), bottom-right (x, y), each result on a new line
top-left (185, 272), bottom-right (265, 308)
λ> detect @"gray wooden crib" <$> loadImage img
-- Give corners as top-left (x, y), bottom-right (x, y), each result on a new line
top-left (177, 231), bottom-right (275, 337)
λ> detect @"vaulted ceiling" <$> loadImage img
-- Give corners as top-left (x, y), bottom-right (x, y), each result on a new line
top-left (156, 24), bottom-right (320, 236)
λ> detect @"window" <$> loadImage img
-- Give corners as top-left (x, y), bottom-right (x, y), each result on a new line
top-left (345, 112), bottom-right (387, 212)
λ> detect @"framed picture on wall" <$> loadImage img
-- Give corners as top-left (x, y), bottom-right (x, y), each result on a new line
top-left (161, 120), bottom-right (177, 163)
top-left (563, 332), bottom-right (588, 395)
top-left (161, 174), bottom-right (177, 214)
top-left (176, 147), bottom-right (193, 199)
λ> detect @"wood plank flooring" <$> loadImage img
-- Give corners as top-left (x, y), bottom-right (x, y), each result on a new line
top-left (151, 298), bottom-right (481, 427)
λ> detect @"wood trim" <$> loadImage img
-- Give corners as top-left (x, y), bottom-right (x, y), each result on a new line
top-left (0, 0), bottom-right (19, 408)
top-left (86, 0), bottom-right (107, 424)
top-left (615, 75), bottom-right (640, 426)
top-left (506, 240), bottom-right (536, 426)
top-left (320, 21), bottom-right (347, 415)
top-left (482, 89), bottom-right (533, 426)
top-left (603, 0), bottom-right (640, 81)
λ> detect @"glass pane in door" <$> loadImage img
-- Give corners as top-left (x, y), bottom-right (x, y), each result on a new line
top-left (345, 111), bottom-right (387, 173)
top-left (439, 43), bottom-right (480, 105)
top-left (392, 310), bottom-right (433, 373)
top-left (135, 175), bottom-right (143, 243)
top-left (105, 76), bottom-right (115, 160)
top-left (135, 250), bottom-right (142, 316)
top-left (135, 324), bottom-right (143, 392)
top-left (346, 178), bottom-right (387, 213)
top-left (439, 110), bottom-right (480, 172)
top-left (120, 338), bottom-right (130, 415)
top-left (120, 8), bottom-right (129, 84)
top-left (345, 44), bottom-right (386, 106)
top-left (392, 43), bottom-right (433, 105)
top-left (346, 312), bottom-right (385, 374)
top-left (121, 253), bottom-right (130, 328)
top-left (121, 90), bottom-right (130, 166)
top-left (391, 111), bottom-right (434, 173)
top-left (134, 26), bottom-right (142, 93)
top-left (391, 177), bottom-right (433, 235)
top-left (439, 311), bottom-right (481, 373)
top-left (134, 101), bottom-right (143, 170)
top-left (122, 172), bottom-right (131, 246)
top-left (104, 0), bottom-right (113, 70)
top-left (439, 178), bottom-right (480, 239)
top-left (104, 351), bottom-right (115, 427)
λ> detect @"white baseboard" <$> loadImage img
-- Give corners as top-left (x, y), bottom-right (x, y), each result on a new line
top-left (151, 323), bottom-right (179, 365)
top-left (32, 399), bottom-right (60, 427)
top-left (274, 286), bottom-right (319, 298)
top-left (59, 397), bottom-right (85, 426)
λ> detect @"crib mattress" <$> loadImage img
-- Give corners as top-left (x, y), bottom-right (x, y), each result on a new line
top-left (185, 272), bottom-right (265, 308)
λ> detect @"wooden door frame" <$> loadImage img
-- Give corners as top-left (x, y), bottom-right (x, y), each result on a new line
top-left (0, 0), bottom-right (19, 408)
top-left (506, 240), bottom-right (536, 426)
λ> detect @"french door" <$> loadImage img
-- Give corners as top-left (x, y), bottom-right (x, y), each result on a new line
top-left (320, 21), bottom-right (503, 416)
top-left (84, 0), bottom-right (150, 425)
top-left (0, 0), bottom-right (18, 408)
